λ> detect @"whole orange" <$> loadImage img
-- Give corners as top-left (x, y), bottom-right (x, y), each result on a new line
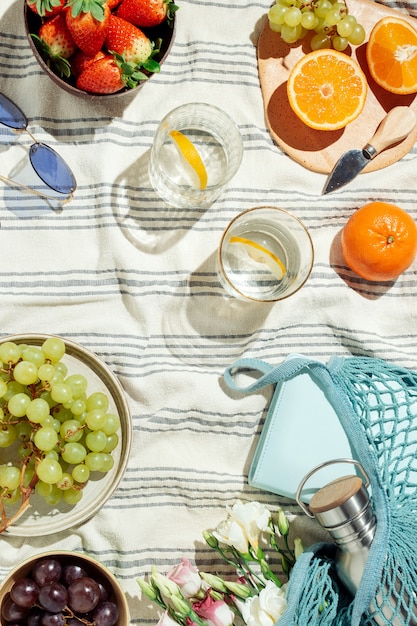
top-left (341, 202), bottom-right (417, 281)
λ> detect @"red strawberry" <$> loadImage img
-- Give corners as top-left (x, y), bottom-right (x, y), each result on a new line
top-left (65, 0), bottom-right (111, 57)
top-left (115, 0), bottom-right (178, 28)
top-left (76, 55), bottom-right (124, 93)
top-left (37, 13), bottom-right (77, 59)
top-left (70, 48), bottom-right (107, 77)
top-left (26, 0), bottom-right (66, 18)
top-left (105, 14), bottom-right (153, 65)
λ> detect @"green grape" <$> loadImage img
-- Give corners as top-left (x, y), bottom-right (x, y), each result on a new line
top-left (324, 8), bottom-right (342, 26)
top-left (315, 0), bottom-right (333, 19)
top-left (63, 488), bottom-right (83, 505)
top-left (65, 374), bottom-right (88, 398)
top-left (15, 420), bottom-right (32, 441)
top-left (36, 457), bottom-right (63, 484)
top-left (348, 23), bottom-right (366, 45)
top-left (333, 35), bottom-right (349, 50)
top-left (33, 426), bottom-right (58, 452)
top-left (53, 406), bottom-right (73, 423)
top-left (60, 419), bottom-right (84, 442)
top-left (41, 337), bottom-right (66, 362)
top-left (85, 430), bottom-right (107, 453)
top-left (268, 3), bottom-right (288, 25)
top-left (51, 382), bottom-right (73, 404)
top-left (311, 32), bottom-right (332, 49)
top-left (0, 425), bottom-right (17, 447)
top-left (38, 363), bottom-right (56, 382)
top-left (26, 397), bottom-right (51, 424)
top-left (56, 472), bottom-right (73, 490)
top-left (4, 488), bottom-right (21, 505)
top-left (72, 463), bottom-right (90, 483)
top-left (13, 361), bottom-right (39, 385)
top-left (22, 466), bottom-right (35, 487)
top-left (55, 361), bottom-right (68, 377)
top-left (3, 381), bottom-right (26, 402)
top-left (269, 21), bottom-right (283, 32)
top-left (86, 392), bottom-right (109, 413)
top-left (85, 452), bottom-right (105, 472)
top-left (281, 23), bottom-right (303, 43)
top-left (0, 465), bottom-right (21, 490)
top-left (0, 379), bottom-right (8, 398)
top-left (300, 11), bottom-right (318, 30)
top-left (35, 480), bottom-right (53, 497)
top-left (70, 398), bottom-right (87, 416)
top-left (284, 6), bottom-right (302, 27)
top-left (103, 434), bottom-right (118, 453)
top-left (85, 409), bottom-right (107, 431)
top-left (18, 442), bottom-right (32, 458)
top-left (43, 484), bottom-right (63, 505)
top-left (337, 16), bottom-right (355, 37)
top-left (102, 413), bottom-right (120, 436)
top-left (0, 342), bottom-right (21, 364)
top-left (98, 454), bottom-right (114, 472)
top-left (8, 392), bottom-right (31, 417)
top-left (22, 346), bottom-right (46, 367)
top-left (62, 442), bottom-right (87, 465)
top-left (44, 449), bottom-right (59, 461)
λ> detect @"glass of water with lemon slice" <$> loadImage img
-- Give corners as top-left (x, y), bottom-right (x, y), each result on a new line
top-left (149, 103), bottom-right (243, 209)
top-left (218, 206), bottom-right (314, 302)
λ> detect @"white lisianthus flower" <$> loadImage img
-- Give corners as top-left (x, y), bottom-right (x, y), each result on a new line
top-left (240, 581), bottom-right (287, 626)
top-left (213, 500), bottom-right (271, 554)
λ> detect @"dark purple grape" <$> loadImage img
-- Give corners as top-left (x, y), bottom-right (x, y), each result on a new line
top-left (62, 564), bottom-right (87, 586)
top-left (1, 593), bottom-right (29, 623)
top-left (67, 577), bottom-right (101, 613)
top-left (27, 606), bottom-right (44, 626)
top-left (32, 559), bottom-right (62, 587)
top-left (65, 618), bottom-right (85, 626)
top-left (38, 582), bottom-right (68, 613)
top-left (97, 582), bottom-right (110, 604)
top-left (10, 577), bottom-right (39, 608)
top-left (92, 601), bottom-right (119, 626)
top-left (41, 612), bottom-right (65, 626)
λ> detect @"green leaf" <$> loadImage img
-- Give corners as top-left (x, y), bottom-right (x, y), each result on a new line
top-left (143, 59), bottom-right (160, 73)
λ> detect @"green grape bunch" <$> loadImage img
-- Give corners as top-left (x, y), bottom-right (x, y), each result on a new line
top-left (0, 337), bottom-right (121, 533)
top-left (268, 0), bottom-right (366, 50)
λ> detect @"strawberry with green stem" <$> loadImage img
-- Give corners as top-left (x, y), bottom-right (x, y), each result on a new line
top-left (115, 0), bottom-right (178, 28)
top-left (65, 0), bottom-right (111, 56)
top-left (26, 0), bottom-right (67, 18)
top-left (31, 12), bottom-right (77, 78)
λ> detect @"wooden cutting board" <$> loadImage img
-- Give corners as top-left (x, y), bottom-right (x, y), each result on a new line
top-left (258, 0), bottom-right (417, 174)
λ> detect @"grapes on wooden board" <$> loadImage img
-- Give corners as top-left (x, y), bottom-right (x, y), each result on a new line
top-left (1, 557), bottom-right (120, 626)
top-left (268, 0), bottom-right (366, 50)
top-left (0, 337), bottom-right (121, 534)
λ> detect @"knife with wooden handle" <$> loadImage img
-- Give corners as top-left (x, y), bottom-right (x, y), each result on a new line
top-left (322, 106), bottom-right (417, 195)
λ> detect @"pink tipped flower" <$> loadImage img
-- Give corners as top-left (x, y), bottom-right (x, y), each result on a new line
top-left (193, 594), bottom-right (234, 626)
top-left (167, 558), bottom-right (202, 598)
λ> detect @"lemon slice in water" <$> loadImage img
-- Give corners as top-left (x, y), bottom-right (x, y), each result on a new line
top-left (169, 130), bottom-right (208, 190)
top-left (230, 236), bottom-right (287, 280)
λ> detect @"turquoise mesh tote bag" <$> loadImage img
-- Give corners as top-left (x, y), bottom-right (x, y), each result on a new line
top-left (224, 354), bottom-right (417, 626)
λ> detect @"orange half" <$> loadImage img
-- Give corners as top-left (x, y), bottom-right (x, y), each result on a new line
top-left (287, 49), bottom-right (368, 131)
top-left (366, 17), bottom-right (417, 95)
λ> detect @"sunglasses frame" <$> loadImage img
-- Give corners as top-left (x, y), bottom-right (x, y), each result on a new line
top-left (0, 93), bottom-right (76, 202)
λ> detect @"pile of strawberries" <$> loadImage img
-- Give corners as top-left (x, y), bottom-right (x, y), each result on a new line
top-left (27, 0), bottom-right (178, 94)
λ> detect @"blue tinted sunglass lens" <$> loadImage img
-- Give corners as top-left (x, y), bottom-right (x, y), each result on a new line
top-left (30, 143), bottom-right (76, 195)
top-left (0, 94), bottom-right (27, 130)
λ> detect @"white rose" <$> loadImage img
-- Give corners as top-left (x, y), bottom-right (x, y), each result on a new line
top-left (240, 581), bottom-right (287, 626)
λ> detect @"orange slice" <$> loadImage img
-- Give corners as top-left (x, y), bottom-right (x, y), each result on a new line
top-left (366, 17), bottom-right (417, 95)
top-left (229, 236), bottom-right (286, 280)
top-left (169, 130), bottom-right (208, 190)
top-left (287, 49), bottom-right (368, 131)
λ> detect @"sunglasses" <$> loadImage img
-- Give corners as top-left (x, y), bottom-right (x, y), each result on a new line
top-left (0, 93), bottom-right (76, 201)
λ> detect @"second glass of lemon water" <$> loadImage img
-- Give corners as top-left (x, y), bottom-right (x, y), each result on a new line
top-left (149, 103), bottom-right (243, 209)
top-left (218, 206), bottom-right (314, 302)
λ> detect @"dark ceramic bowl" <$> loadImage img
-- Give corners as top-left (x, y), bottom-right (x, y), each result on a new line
top-left (24, 3), bottom-right (176, 100)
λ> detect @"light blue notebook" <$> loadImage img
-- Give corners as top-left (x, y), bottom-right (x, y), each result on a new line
top-left (246, 355), bottom-right (355, 502)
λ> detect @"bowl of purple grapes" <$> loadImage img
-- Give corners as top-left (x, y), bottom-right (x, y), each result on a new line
top-left (0, 551), bottom-right (129, 626)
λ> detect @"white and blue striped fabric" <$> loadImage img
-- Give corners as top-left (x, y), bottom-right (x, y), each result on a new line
top-left (1, 0), bottom-right (417, 624)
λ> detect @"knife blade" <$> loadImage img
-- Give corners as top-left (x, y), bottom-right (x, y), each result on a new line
top-left (322, 106), bottom-right (417, 195)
